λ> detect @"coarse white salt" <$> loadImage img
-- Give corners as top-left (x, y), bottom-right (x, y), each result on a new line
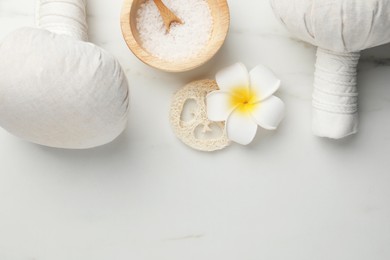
top-left (136, 0), bottom-right (213, 61)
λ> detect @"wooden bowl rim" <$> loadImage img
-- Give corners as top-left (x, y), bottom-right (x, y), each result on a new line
top-left (120, 0), bottom-right (230, 73)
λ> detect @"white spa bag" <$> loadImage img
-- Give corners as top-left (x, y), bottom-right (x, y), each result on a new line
top-left (0, 0), bottom-right (130, 149)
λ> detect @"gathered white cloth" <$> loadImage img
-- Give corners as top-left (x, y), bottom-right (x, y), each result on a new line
top-left (271, 0), bottom-right (390, 139)
top-left (0, 0), bottom-right (129, 149)
top-left (36, 0), bottom-right (88, 41)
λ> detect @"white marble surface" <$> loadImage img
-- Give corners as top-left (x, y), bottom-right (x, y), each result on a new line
top-left (1, 0), bottom-right (390, 259)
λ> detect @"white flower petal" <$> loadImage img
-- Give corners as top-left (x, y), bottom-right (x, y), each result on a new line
top-left (216, 63), bottom-right (250, 92)
top-left (249, 64), bottom-right (281, 101)
top-left (251, 96), bottom-right (285, 130)
top-left (226, 109), bottom-right (258, 145)
top-left (206, 91), bottom-right (234, 121)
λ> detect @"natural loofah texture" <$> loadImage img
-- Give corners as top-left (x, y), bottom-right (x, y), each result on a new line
top-left (170, 80), bottom-right (230, 152)
top-left (0, 0), bottom-right (129, 149)
top-left (271, 0), bottom-right (390, 139)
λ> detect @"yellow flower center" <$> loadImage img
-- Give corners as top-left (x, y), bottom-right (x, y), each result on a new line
top-left (229, 87), bottom-right (258, 114)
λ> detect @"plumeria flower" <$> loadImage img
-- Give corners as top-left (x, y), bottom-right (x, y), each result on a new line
top-left (206, 63), bottom-right (285, 145)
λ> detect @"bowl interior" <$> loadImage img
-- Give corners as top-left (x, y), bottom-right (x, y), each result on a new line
top-left (121, 0), bottom-right (230, 72)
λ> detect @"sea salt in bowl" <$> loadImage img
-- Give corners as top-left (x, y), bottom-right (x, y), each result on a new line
top-left (121, 0), bottom-right (230, 72)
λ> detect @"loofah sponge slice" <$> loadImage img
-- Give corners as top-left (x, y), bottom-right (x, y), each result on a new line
top-left (170, 80), bottom-right (230, 152)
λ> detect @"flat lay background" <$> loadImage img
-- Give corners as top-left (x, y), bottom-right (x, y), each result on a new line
top-left (1, 0), bottom-right (390, 259)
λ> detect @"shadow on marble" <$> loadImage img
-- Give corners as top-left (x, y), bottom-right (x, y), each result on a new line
top-left (35, 128), bottom-right (133, 162)
top-left (362, 42), bottom-right (390, 65)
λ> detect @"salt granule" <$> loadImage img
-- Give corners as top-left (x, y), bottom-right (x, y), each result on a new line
top-left (136, 0), bottom-right (213, 61)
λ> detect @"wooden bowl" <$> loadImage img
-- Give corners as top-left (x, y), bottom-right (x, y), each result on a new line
top-left (120, 0), bottom-right (230, 72)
